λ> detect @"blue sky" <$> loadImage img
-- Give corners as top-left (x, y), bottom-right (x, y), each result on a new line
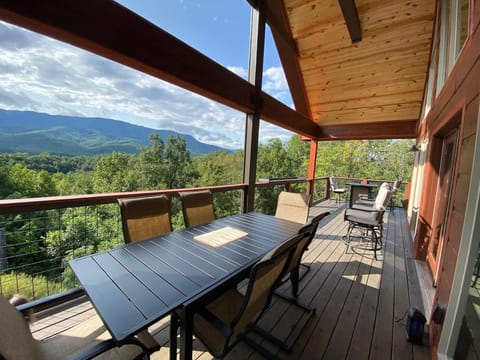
top-left (0, 1), bottom-right (294, 150)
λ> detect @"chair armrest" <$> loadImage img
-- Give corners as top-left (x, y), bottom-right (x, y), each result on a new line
top-left (197, 308), bottom-right (233, 337)
top-left (16, 287), bottom-right (85, 315)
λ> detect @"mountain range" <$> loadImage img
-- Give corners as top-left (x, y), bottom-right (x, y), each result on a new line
top-left (0, 109), bottom-right (227, 156)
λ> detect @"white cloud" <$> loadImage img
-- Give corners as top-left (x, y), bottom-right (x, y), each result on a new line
top-left (0, 21), bottom-right (294, 150)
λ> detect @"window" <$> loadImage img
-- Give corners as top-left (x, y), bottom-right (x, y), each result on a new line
top-left (424, 0), bottom-right (470, 107)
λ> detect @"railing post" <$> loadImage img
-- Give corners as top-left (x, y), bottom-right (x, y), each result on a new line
top-left (0, 228), bottom-right (7, 270)
top-left (326, 178), bottom-right (331, 200)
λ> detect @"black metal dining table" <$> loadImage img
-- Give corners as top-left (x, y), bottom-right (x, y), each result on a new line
top-left (346, 182), bottom-right (378, 207)
top-left (69, 212), bottom-right (303, 360)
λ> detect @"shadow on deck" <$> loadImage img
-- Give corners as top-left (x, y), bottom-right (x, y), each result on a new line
top-left (29, 200), bottom-right (431, 359)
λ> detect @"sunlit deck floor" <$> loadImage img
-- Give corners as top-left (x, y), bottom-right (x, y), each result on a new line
top-left (30, 200), bottom-right (431, 359)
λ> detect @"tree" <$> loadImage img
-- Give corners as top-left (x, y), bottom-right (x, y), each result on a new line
top-left (93, 152), bottom-right (138, 193)
top-left (6, 163), bottom-right (56, 198)
top-left (136, 133), bottom-right (166, 190)
top-left (163, 135), bottom-right (198, 189)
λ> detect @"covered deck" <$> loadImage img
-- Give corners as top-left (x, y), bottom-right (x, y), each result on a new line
top-left (29, 200), bottom-right (430, 359)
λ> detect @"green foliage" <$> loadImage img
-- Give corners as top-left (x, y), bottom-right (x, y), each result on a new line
top-left (44, 206), bottom-right (122, 260)
top-left (52, 170), bottom-right (94, 195)
top-left (162, 135), bottom-right (198, 189)
top-left (93, 152), bottom-right (138, 193)
top-left (315, 139), bottom-right (415, 181)
top-left (0, 153), bottom-right (97, 173)
top-left (0, 272), bottom-right (65, 300)
top-left (193, 150), bottom-right (243, 186)
top-left (6, 163), bottom-right (56, 198)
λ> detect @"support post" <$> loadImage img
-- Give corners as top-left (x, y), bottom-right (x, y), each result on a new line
top-left (307, 139), bottom-right (318, 199)
top-left (242, 1), bottom-right (266, 213)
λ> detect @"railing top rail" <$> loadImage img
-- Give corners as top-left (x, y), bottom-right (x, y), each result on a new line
top-left (0, 176), bottom-right (342, 215)
top-left (0, 184), bottom-right (247, 214)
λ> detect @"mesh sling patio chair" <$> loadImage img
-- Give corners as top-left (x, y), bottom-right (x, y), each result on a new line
top-left (274, 191), bottom-right (313, 278)
top-left (117, 195), bottom-right (173, 243)
top-left (178, 189), bottom-right (216, 227)
top-left (353, 182), bottom-right (391, 208)
top-left (169, 231), bottom-right (308, 359)
top-left (277, 211), bottom-right (330, 298)
top-left (274, 191), bottom-right (311, 224)
top-left (344, 184), bottom-right (392, 260)
top-left (261, 211), bottom-right (330, 352)
top-left (329, 176), bottom-right (347, 203)
top-left (0, 290), bottom-right (159, 360)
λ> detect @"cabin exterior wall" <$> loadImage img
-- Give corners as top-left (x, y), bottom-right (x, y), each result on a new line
top-left (410, 0), bottom-right (480, 357)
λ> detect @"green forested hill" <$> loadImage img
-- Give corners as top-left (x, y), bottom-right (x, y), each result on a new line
top-left (0, 109), bottom-right (227, 155)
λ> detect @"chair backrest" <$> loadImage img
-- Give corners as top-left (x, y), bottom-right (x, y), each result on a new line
top-left (275, 191), bottom-right (311, 224)
top-left (231, 232), bottom-right (306, 334)
top-left (329, 176), bottom-right (338, 191)
top-left (179, 190), bottom-right (215, 227)
top-left (374, 183), bottom-right (392, 210)
top-left (0, 295), bottom-right (40, 359)
top-left (392, 180), bottom-right (402, 192)
top-left (117, 195), bottom-right (173, 243)
top-left (285, 211), bottom-right (330, 275)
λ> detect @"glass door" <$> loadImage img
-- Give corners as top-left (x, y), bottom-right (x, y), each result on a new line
top-left (427, 128), bottom-right (458, 283)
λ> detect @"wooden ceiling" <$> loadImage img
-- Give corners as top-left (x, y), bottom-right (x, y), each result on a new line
top-left (268, 0), bottom-right (437, 139)
top-left (0, 0), bottom-right (436, 141)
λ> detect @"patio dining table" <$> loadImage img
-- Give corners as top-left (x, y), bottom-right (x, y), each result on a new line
top-left (346, 182), bottom-right (378, 208)
top-left (69, 212), bottom-right (303, 360)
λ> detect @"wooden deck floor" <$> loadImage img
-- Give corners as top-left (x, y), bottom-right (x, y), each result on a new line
top-left (30, 201), bottom-right (431, 359)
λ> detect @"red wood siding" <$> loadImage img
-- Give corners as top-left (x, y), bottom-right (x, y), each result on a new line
top-left (414, 3), bottom-right (480, 355)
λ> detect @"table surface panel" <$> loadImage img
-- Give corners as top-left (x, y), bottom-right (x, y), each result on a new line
top-left (69, 212), bottom-right (301, 343)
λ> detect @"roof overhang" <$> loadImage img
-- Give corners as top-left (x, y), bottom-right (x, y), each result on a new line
top-left (0, 0), bottom-right (436, 141)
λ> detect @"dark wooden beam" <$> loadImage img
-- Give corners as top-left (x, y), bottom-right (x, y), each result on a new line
top-left (317, 120), bottom-right (417, 140)
top-left (0, 1), bottom-right (256, 113)
top-left (265, 0), bottom-right (312, 119)
top-left (261, 92), bottom-right (319, 136)
top-left (0, 0), bottom-right (320, 139)
top-left (339, 0), bottom-right (362, 43)
top-left (243, 3), bottom-right (266, 213)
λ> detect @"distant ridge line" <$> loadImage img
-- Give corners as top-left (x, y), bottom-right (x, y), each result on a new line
top-left (0, 109), bottom-right (229, 156)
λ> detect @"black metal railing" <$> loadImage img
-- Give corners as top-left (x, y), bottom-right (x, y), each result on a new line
top-left (0, 176), bottom-right (405, 301)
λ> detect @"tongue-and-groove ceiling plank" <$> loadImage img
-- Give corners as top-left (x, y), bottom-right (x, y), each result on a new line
top-left (275, 0), bottom-right (436, 136)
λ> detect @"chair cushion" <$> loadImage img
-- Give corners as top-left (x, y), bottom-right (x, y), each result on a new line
top-left (345, 208), bottom-right (383, 225)
top-left (373, 183), bottom-right (391, 210)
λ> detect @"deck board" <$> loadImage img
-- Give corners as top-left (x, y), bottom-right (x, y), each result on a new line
top-left (29, 200), bottom-right (431, 359)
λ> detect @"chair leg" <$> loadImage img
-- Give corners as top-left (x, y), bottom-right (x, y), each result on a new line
top-left (344, 222), bottom-right (355, 254)
top-left (372, 227), bottom-right (378, 260)
top-left (242, 334), bottom-right (282, 360)
top-left (299, 262), bottom-right (311, 280)
top-left (291, 269), bottom-right (300, 297)
top-left (250, 298), bottom-right (315, 353)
